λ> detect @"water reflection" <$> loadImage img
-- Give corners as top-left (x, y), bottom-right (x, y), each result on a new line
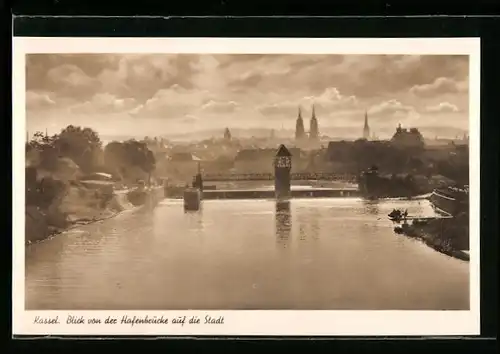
top-left (297, 208), bottom-right (320, 242)
top-left (308, 208), bottom-right (320, 241)
top-left (362, 199), bottom-right (380, 215)
top-left (275, 201), bottom-right (292, 247)
top-left (298, 213), bottom-right (307, 241)
top-left (185, 208), bottom-right (205, 234)
top-left (25, 198), bottom-right (470, 310)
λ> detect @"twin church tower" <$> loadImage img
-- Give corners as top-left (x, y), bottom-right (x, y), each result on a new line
top-left (295, 105), bottom-right (372, 144)
top-left (295, 105), bottom-right (319, 145)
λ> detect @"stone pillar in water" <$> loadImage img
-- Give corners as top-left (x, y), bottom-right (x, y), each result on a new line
top-left (274, 144), bottom-right (292, 200)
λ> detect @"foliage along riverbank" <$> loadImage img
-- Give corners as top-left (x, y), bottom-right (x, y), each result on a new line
top-left (394, 213), bottom-right (469, 262)
top-left (25, 184), bottom-right (130, 245)
top-left (25, 125), bottom-right (160, 246)
top-left (25, 185), bottom-right (166, 246)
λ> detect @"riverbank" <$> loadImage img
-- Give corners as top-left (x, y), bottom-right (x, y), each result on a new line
top-left (25, 186), bottom-right (165, 246)
top-left (395, 216), bottom-right (469, 261)
top-left (26, 208), bottom-right (123, 246)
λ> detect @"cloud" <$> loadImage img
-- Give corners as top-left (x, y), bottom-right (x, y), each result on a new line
top-left (130, 84), bottom-right (209, 118)
top-left (368, 99), bottom-right (417, 118)
top-left (26, 91), bottom-right (57, 110)
top-left (45, 64), bottom-right (101, 99)
top-left (226, 55), bottom-right (344, 94)
top-left (425, 102), bottom-right (460, 113)
top-left (303, 87), bottom-right (358, 110)
top-left (182, 115), bottom-right (200, 124)
top-left (342, 55), bottom-right (469, 98)
top-left (26, 54), bottom-right (121, 93)
top-left (25, 54), bottom-right (470, 135)
top-left (258, 87), bottom-right (358, 117)
top-left (96, 54), bottom-right (201, 101)
top-left (69, 93), bottom-right (137, 114)
top-left (201, 100), bottom-right (239, 113)
top-left (258, 101), bottom-right (297, 116)
top-left (26, 54), bottom-right (200, 103)
top-left (410, 77), bottom-right (468, 98)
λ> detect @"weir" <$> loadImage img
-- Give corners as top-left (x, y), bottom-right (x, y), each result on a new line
top-left (202, 188), bottom-right (360, 200)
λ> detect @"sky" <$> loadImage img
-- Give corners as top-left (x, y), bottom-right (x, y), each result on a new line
top-left (26, 54), bottom-right (469, 140)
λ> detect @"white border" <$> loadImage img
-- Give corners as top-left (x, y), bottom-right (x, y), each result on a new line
top-left (12, 37), bottom-right (481, 336)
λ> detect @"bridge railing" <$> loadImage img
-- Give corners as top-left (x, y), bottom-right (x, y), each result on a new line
top-left (203, 173), bottom-right (273, 181)
top-left (201, 173), bottom-right (358, 183)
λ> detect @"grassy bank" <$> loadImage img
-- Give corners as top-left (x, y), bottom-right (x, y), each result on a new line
top-left (25, 184), bottom-right (132, 245)
top-left (25, 185), bottom-right (166, 246)
top-left (396, 216), bottom-right (469, 261)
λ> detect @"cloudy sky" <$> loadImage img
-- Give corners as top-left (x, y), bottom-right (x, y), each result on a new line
top-left (26, 54), bottom-right (469, 139)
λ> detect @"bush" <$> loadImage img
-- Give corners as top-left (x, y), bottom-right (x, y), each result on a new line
top-left (38, 177), bottom-right (67, 207)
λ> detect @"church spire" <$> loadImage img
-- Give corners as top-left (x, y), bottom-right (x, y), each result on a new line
top-left (363, 110), bottom-right (370, 140)
top-left (295, 106), bottom-right (305, 141)
top-left (224, 127), bottom-right (231, 141)
top-left (309, 104), bottom-right (319, 141)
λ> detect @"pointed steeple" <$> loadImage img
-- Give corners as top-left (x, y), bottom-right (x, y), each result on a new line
top-left (224, 127), bottom-right (231, 141)
top-left (295, 106), bottom-right (305, 141)
top-left (309, 104), bottom-right (319, 141)
top-left (363, 110), bottom-right (370, 140)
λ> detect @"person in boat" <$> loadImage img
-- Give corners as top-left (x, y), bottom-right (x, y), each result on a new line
top-left (403, 209), bottom-right (408, 219)
top-left (389, 209), bottom-right (402, 219)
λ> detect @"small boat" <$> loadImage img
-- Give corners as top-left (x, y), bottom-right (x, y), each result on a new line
top-left (388, 209), bottom-right (403, 221)
top-left (388, 208), bottom-right (409, 222)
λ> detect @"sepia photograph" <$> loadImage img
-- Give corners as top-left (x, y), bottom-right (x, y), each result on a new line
top-left (13, 37), bottom-right (480, 336)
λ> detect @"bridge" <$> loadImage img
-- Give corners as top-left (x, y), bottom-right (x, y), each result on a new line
top-left (201, 172), bottom-right (358, 183)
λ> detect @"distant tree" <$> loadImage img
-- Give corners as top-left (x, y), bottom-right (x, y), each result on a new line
top-left (122, 140), bottom-right (156, 174)
top-left (104, 140), bottom-right (156, 183)
top-left (55, 125), bottom-right (102, 172)
top-left (104, 141), bottom-right (128, 178)
top-left (27, 131), bottom-right (60, 170)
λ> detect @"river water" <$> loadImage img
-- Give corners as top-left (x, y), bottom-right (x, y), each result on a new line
top-left (25, 197), bottom-right (469, 310)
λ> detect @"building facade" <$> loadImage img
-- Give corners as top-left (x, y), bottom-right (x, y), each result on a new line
top-left (391, 124), bottom-right (425, 149)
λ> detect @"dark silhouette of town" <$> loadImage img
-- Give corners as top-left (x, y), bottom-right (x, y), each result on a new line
top-left (26, 105), bottom-right (469, 190)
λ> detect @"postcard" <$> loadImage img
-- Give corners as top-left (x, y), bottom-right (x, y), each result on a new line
top-left (12, 37), bottom-right (480, 336)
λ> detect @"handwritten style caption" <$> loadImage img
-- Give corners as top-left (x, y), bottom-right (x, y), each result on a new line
top-left (33, 314), bottom-right (224, 327)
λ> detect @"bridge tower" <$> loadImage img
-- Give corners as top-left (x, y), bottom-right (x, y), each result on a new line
top-left (192, 162), bottom-right (204, 192)
top-left (274, 144), bottom-right (292, 200)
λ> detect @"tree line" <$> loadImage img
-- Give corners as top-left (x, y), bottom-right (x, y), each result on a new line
top-left (26, 125), bottom-right (158, 210)
top-left (26, 125), bottom-right (156, 180)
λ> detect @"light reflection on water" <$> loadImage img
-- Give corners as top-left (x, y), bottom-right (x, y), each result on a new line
top-left (25, 198), bottom-right (469, 310)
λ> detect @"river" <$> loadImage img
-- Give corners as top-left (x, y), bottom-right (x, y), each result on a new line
top-left (25, 197), bottom-right (469, 310)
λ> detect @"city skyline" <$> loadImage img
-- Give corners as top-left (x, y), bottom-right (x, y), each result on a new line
top-left (26, 54), bottom-right (469, 138)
